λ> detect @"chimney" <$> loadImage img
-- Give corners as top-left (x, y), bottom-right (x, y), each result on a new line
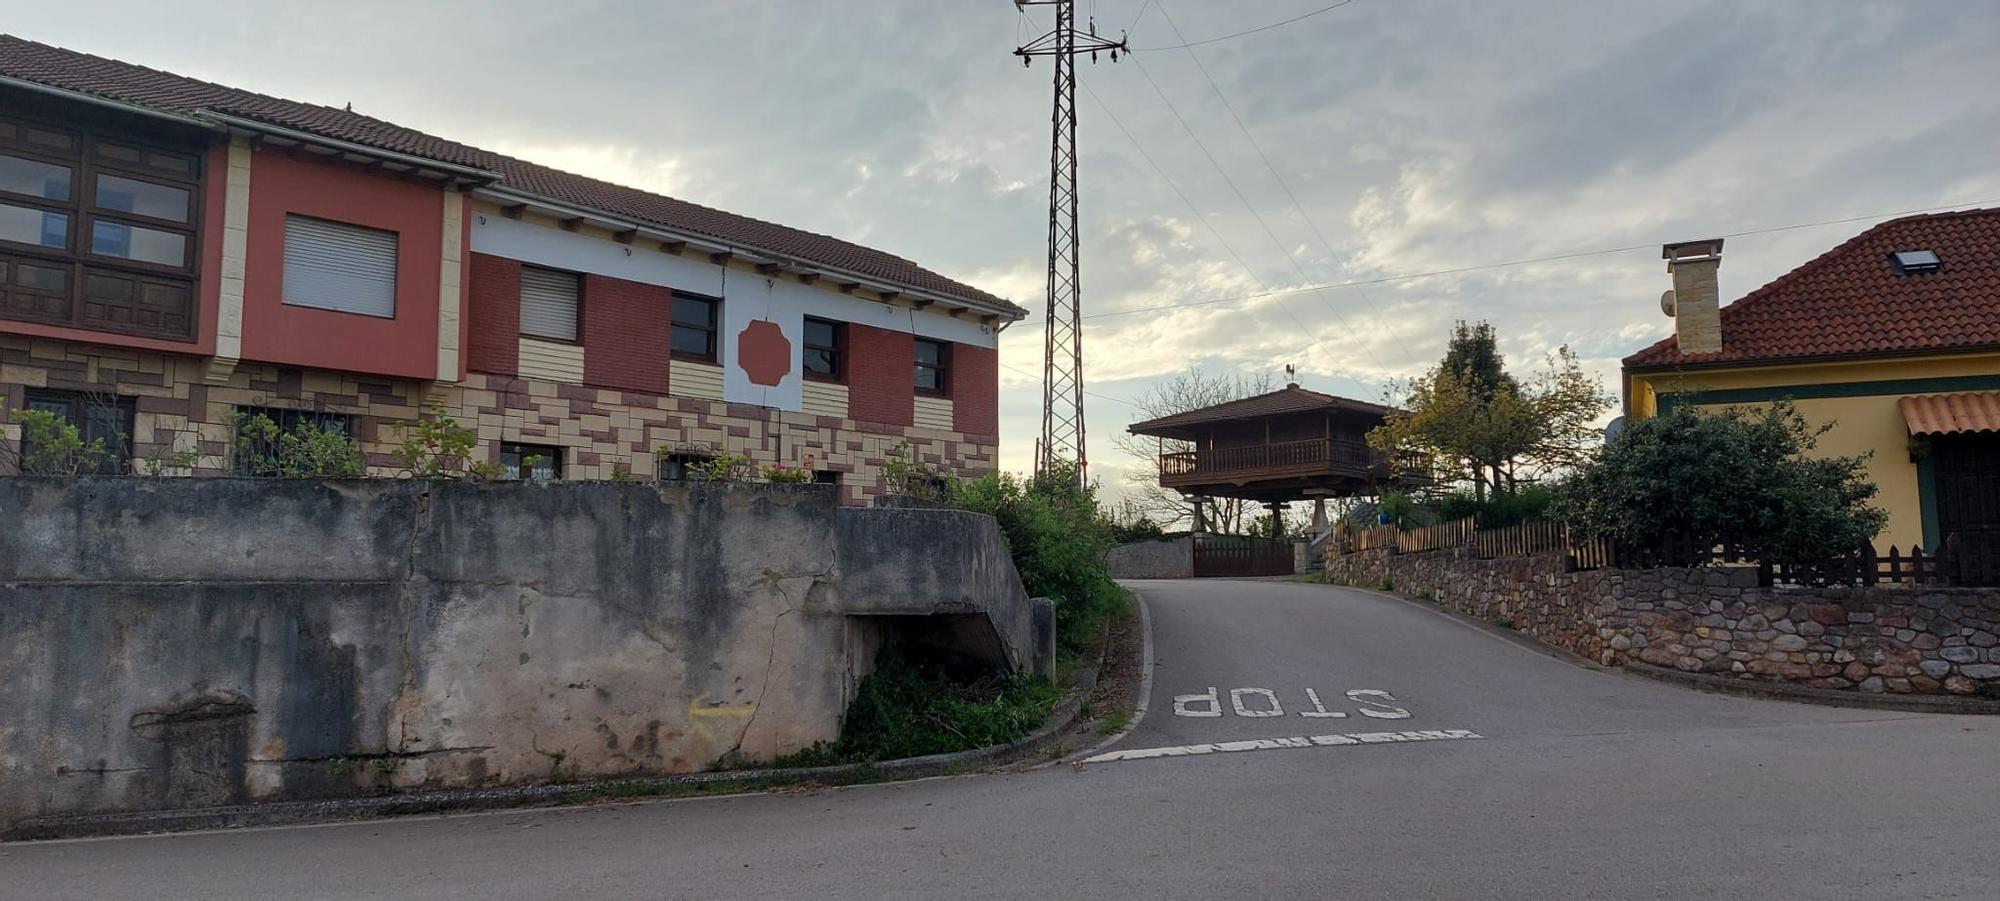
top-left (1662, 238), bottom-right (1723, 356)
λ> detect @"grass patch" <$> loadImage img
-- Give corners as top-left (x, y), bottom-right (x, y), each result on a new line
top-left (1490, 617), bottom-right (1515, 630)
top-left (768, 649), bottom-right (1058, 768)
top-left (1094, 709), bottom-right (1132, 737)
top-left (1413, 590), bottom-right (1436, 604)
top-left (1376, 576), bottom-right (1395, 591)
top-left (1974, 682), bottom-right (2000, 701)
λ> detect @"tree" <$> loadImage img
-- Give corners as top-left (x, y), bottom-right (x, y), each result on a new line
top-left (1367, 323), bottom-right (1611, 501)
top-left (1111, 367), bottom-right (1275, 533)
top-left (1553, 402), bottom-right (1887, 578)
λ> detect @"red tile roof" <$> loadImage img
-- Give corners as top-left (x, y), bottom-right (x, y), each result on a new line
top-left (0, 34), bottom-right (1025, 318)
top-left (1128, 385), bottom-right (1390, 437)
top-left (1624, 207), bottom-right (2000, 369)
top-left (1900, 391), bottom-right (2000, 436)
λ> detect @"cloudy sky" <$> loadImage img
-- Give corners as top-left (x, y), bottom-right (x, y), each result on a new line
top-left (15, 1), bottom-right (1998, 495)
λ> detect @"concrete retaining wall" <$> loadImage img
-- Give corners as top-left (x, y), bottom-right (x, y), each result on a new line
top-left (1105, 537), bottom-right (1193, 580)
top-left (1325, 545), bottom-right (2000, 696)
top-left (0, 477), bottom-right (1048, 827)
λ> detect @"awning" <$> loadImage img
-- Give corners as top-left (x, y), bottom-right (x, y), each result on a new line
top-left (1900, 391), bottom-right (2000, 435)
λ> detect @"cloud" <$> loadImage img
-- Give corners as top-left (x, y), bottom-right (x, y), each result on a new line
top-left (11, 0), bottom-right (1995, 497)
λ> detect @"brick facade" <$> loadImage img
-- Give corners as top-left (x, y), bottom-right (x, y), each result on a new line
top-left (580, 273), bottom-right (671, 395)
top-left (950, 343), bottom-right (999, 439)
top-left (845, 324), bottom-right (915, 428)
top-left (1, 335), bottom-right (997, 503)
top-left (465, 252), bottom-right (521, 376)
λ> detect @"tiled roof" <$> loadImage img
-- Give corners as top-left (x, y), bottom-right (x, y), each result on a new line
top-left (1624, 207), bottom-right (2000, 369)
top-left (0, 34), bottom-right (1025, 318)
top-left (1900, 391), bottom-right (2000, 436)
top-left (1129, 385), bottom-right (1390, 436)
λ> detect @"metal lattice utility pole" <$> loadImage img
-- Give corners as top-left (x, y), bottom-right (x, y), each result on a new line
top-left (1014, 0), bottom-right (1124, 480)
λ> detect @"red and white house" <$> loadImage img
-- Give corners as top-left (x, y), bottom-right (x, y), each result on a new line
top-left (0, 35), bottom-right (1023, 502)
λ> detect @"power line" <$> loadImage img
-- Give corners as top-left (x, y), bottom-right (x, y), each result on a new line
top-left (1127, 52), bottom-right (1390, 371)
top-left (1131, 0), bottom-right (1358, 51)
top-left (1080, 83), bottom-right (1272, 316)
top-left (1002, 196), bottom-right (2000, 327)
top-left (1150, 0), bottom-right (1391, 331)
top-left (1002, 360), bottom-right (1144, 408)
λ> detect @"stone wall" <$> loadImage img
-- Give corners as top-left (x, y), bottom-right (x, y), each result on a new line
top-left (1325, 545), bottom-right (2000, 696)
top-left (0, 335), bottom-right (998, 504)
top-left (0, 477), bottom-right (1047, 827)
top-left (1106, 537), bottom-right (1193, 580)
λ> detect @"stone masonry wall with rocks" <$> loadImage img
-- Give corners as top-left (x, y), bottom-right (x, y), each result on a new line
top-left (1325, 545), bottom-right (2000, 697)
top-left (0, 477), bottom-right (1048, 830)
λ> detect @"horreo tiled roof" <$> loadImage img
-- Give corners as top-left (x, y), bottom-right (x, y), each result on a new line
top-left (0, 34), bottom-right (1026, 319)
top-left (1128, 385), bottom-right (1390, 437)
top-left (1625, 207), bottom-right (2000, 369)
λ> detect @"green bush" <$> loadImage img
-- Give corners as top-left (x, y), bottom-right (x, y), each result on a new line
top-left (237, 412), bottom-right (366, 478)
top-left (772, 648), bottom-right (1057, 765)
top-left (952, 463), bottom-right (1129, 650)
top-left (1434, 485), bottom-right (1555, 528)
top-left (8, 407), bottom-right (112, 476)
top-left (1554, 401), bottom-right (1886, 578)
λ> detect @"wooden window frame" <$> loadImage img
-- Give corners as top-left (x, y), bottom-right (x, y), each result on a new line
top-left (0, 112), bottom-right (202, 342)
top-left (499, 441), bottom-right (564, 481)
top-left (914, 337), bottom-right (949, 397)
top-left (670, 292), bottom-right (720, 363)
top-left (803, 316), bottom-right (844, 383)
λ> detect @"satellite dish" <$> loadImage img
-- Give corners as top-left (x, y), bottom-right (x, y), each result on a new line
top-left (1604, 416), bottom-right (1626, 445)
top-left (1659, 289), bottom-right (1678, 317)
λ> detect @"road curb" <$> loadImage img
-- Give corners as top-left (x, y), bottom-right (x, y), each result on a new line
top-left (4, 659), bottom-right (1105, 844)
top-left (1623, 661), bottom-right (2000, 715)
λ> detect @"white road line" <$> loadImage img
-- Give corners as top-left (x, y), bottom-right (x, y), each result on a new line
top-left (1063, 591), bottom-right (1158, 765)
top-left (1081, 729), bottom-right (1484, 764)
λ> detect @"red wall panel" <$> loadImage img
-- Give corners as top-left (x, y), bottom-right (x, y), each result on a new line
top-left (240, 149), bottom-right (445, 379)
top-left (581, 273), bottom-right (671, 394)
top-left (950, 342), bottom-right (998, 438)
top-left (846, 323), bottom-right (913, 427)
top-left (465, 252), bottom-right (520, 376)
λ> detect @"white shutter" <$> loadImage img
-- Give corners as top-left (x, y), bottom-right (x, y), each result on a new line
top-left (281, 214), bottom-right (398, 317)
top-left (519, 266), bottom-right (580, 341)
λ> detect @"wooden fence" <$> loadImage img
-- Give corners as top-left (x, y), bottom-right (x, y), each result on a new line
top-left (1396, 517), bottom-right (1474, 554)
top-left (1332, 517), bottom-right (1998, 588)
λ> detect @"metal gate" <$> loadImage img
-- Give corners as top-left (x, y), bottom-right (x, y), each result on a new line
top-left (1192, 536), bottom-right (1296, 578)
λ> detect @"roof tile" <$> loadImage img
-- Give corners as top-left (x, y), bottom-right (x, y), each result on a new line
top-left (0, 34), bottom-right (1025, 318)
top-left (1900, 391), bottom-right (2000, 436)
top-left (1625, 207), bottom-right (2000, 368)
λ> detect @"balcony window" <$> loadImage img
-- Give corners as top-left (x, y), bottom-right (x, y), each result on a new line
top-left (671, 293), bottom-right (719, 362)
top-left (0, 153), bottom-right (71, 201)
top-left (0, 115), bottom-right (200, 340)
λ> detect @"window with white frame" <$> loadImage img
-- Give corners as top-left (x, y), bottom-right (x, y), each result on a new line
top-left (281, 214), bottom-right (398, 317)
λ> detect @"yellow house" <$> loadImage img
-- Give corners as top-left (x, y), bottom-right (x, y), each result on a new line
top-left (1622, 209), bottom-right (2000, 553)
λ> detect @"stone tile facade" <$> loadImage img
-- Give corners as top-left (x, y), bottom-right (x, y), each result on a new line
top-left (1, 336), bottom-right (996, 502)
top-left (1326, 544), bottom-right (2000, 696)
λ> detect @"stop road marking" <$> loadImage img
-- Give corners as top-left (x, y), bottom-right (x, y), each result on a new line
top-left (1173, 687), bottom-right (1412, 719)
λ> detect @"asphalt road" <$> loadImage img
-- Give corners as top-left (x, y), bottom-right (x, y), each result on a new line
top-left (6, 579), bottom-right (1999, 900)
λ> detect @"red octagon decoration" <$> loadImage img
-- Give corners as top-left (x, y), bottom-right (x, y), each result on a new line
top-left (737, 319), bottom-right (793, 387)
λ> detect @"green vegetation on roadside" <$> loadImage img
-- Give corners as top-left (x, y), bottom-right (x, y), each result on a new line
top-left (952, 462), bottom-right (1131, 651)
top-left (769, 649), bottom-right (1059, 767)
